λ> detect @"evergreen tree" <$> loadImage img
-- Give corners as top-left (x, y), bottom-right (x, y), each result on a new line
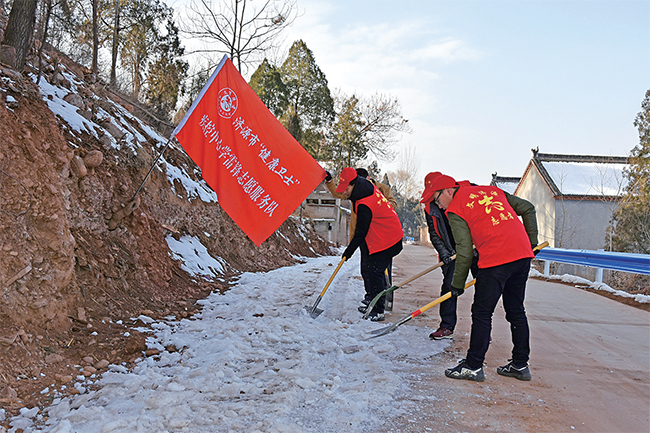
top-left (329, 94), bottom-right (365, 170)
top-left (174, 66), bottom-right (210, 125)
top-left (144, 17), bottom-right (188, 120)
top-left (119, 0), bottom-right (171, 98)
top-left (280, 40), bottom-right (335, 156)
top-left (249, 58), bottom-right (288, 118)
top-left (609, 89), bottom-right (650, 253)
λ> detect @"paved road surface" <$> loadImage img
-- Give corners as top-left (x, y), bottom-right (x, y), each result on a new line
top-left (380, 244), bottom-right (649, 433)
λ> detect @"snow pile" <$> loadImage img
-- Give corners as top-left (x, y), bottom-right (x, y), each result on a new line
top-left (13, 253), bottom-right (446, 432)
top-left (530, 269), bottom-right (650, 304)
top-left (162, 156), bottom-right (219, 203)
top-left (166, 234), bottom-right (230, 279)
top-left (34, 70), bottom-right (99, 140)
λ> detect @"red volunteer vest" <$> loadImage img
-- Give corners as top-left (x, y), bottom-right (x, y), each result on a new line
top-left (355, 186), bottom-right (404, 254)
top-left (446, 185), bottom-right (533, 268)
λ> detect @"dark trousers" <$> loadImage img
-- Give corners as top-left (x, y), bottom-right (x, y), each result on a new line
top-left (465, 258), bottom-right (532, 370)
top-left (439, 257), bottom-right (479, 331)
top-left (360, 245), bottom-right (372, 302)
top-left (360, 245), bottom-right (393, 314)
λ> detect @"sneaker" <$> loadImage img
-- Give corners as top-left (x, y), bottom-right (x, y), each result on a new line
top-left (429, 327), bottom-right (454, 340)
top-left (357, 299), bottom-right (370, 313)
top-left (497, 360), bottom-right (532, 381)
top-left (367, 312), bottom-right (385, 322)
top-left (444, 359), bottom-right (485, 382)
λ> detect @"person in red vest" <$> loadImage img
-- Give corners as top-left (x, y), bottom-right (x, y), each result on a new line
top-left (429, 174), bottom-right (538, 382)
top-left (420, 172), bottom-right (478, 340)
top-left (325, 168), bottom-right (397, 313)
top-left (336, 167), bottom-right (403, 321)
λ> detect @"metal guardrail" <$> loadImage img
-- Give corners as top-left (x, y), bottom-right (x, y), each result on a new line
top-left (536, 248), bottom-right (650, 281)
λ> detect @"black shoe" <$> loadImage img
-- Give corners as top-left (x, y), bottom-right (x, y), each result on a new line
top-left (444, 359), bottom-right (485, 382)
top-left (366, 312), bottom-right (385, 322)
top-left (497, 360), bottom-right (532, 381)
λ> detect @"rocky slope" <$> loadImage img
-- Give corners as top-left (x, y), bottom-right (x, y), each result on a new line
top-left (0, 47), bottom-right (331, 424)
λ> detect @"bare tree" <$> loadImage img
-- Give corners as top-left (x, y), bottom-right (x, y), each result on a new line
top-left (180, 0), bottom-right (297, 73)
top-left (36, 0), bottom-right (53, 84)
top-left (91, 0), bottom-right (98, 74)
top-left (329, 91), bottom-right (411, 171)
top-left (591, 163), bottom-right (628, 251)
top-left (387, 144), bottom-right (421, 200)
top-left (358, 93), bottom-right (412, 163)
top-left (386, 144), bottom-right (424, 239)
top-left (110, 0), bottom-right (120, 87)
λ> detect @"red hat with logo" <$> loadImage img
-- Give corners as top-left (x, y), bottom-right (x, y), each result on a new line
top-left (335, 167), bottom-right (358, 193)
top-left (430, 174), bottom-right (458, 191)
top-left (420, 171), bottom-right (442, 204)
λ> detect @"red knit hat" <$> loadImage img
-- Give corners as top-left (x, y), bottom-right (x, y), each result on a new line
top-left (335, 167), bottom-right (358, 193)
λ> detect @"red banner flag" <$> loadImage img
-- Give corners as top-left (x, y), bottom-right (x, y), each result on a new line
top-left (173, 56), bottom-right (326, 246)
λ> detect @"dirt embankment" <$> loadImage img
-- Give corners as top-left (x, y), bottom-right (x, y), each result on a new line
top-left (0, 48), bottom-right (332, 424)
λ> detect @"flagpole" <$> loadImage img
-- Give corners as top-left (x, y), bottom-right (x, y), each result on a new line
top-left (108, 56), bottom-right (231, 231)
top-left (132, 54), bottom-right (230, 203)
top-left (129, 137), bottom-right (174, 203)
top-left (171, 55), bottom-right (229, 137)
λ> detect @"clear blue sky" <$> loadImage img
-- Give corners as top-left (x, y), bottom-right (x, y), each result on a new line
top-left (276, 0), bottom-right (649, 185)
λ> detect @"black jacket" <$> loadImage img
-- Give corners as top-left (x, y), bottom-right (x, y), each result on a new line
top-left (344, 177), bottom-right (402, 259)
top-left (425, 201), bottom-right (455, 262)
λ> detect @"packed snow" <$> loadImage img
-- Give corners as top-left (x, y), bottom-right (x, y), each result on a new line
top-left (8, 243), bottom-right (448, 433)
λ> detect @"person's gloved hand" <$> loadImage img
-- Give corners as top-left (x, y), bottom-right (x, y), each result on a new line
top-left (325, 171), bottom-right (332, 182)
top-left (440, 254), bottom-right (453, 265)
top-left (450, 285), bottom-right (465, 297)
top-left (532, 244), bottom-right (539, 256)
top-left (342, 246), bottom-right (354, 260)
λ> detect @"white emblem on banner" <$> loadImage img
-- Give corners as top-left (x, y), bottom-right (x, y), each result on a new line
top-left (217, 88), bottom-right (238, 118)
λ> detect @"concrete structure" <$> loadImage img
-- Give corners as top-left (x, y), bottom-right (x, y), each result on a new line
top-left (296, 183), bottom-right (351, 246)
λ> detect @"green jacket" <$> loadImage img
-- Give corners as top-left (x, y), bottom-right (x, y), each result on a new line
top-left (448, 190), bottom-right (538, 289)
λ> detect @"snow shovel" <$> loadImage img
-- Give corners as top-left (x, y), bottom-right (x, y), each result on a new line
top-left (366, 276), bottom-right (476, 339)
top-left (366, 241), bottom-right (549, 338)
top-left (362, 255), bottom-right (455, 319)
top-left (384, 268), bottom-right (393, 312)
top-left (305, 257), bottom-right (346, 318)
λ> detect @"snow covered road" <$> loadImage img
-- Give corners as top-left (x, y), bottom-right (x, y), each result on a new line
top-left (17, 254), bottom-right (448, 433)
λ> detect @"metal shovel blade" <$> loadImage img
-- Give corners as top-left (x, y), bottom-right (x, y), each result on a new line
top-left (366, 315), bottom-right (413, 339)
top-left (304, 304), bottom-right (324, 318)
top-left (302, 258), bottom-right (346, 319)
top-left (364, 323), bottom-right (399, 339)
top-left (304, 294), bottom-right (324, 318)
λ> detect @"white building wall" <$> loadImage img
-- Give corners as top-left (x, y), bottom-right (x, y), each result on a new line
top-left (553, 198), bottom-right (614, 250)
top-left (515, 167), bottom-right (557, 247)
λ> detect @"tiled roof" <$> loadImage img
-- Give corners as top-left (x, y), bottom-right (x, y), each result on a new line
top-left (529, 149), bottom-right (629, 198)
top-left (490, 173), bottom-right (521, 194)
